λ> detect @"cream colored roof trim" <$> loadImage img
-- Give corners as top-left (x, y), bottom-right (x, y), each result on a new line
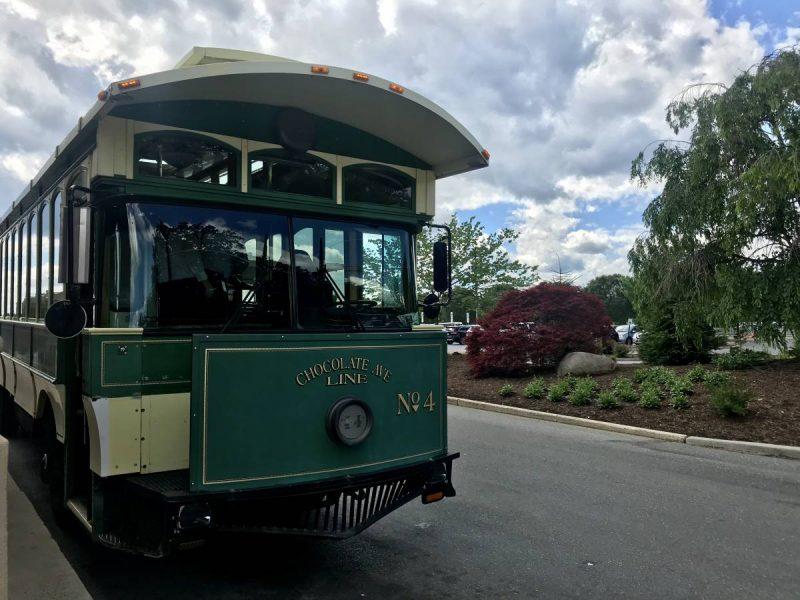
top-left (175, 46), bottom-right (298, 68)
top-left (11, 47), bottom-right (487, 212)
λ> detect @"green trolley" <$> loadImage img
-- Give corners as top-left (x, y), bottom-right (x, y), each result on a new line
top-left (0, 47), bottom-right (489, 556)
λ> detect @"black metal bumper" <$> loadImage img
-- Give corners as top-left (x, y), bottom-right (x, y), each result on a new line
top-left (109, 453), bottom-right (458, 553)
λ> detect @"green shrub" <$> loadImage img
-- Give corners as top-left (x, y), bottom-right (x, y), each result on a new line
top-left (611, 343), bottom-right (629, 359)
top-left (646, 366), bottom-right (677, 387)
top-left (637, 308), bottom-right (720, 365)
top-left (637, 382), bottom-right (661, 409)
top-left (611, 377), bottom-right (638, 403)
top-left (670, 392), bottom-right (690, 409)
top-left (686, 365), bottom-right (707, 383)
top-left (597, 390), bottom-right (619, 409)
top-left (523, 378), bottom-right (547, 399)
top-left (667, 375), bottom-right (693, 409)
top-left (568, 377), bottom-right (597, 406)
top-left (703, 371), bottom-right (731, 388)
top-left (712, 348), bottom-right (770, 370)
top-left (563, 376), bottom-right (579, 389)
top-left (632, 368), bottom-right (648, 384)
top-left (669, 376), bottom-right (693, 397)
top-left (710, 385), bottom-right (753, 417)
top-left (498, 384), bottom-right (514, 397)
top-left (548, 379), bottom-right (572, 402)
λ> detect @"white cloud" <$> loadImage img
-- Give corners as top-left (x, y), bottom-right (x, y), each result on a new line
top-left (564, 229), bottom-right (613, 255)
top-left (0, 0), bottom-right (37, 20)
top-left (0, 0), bottom-right (775, 283)
top-left (377, 0), bottom-right (398, 35)
top-left (1, 150), bottom-right (47, 182)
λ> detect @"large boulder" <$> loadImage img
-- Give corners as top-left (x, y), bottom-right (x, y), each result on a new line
top-left (557, 352), bottom-right (616, 377)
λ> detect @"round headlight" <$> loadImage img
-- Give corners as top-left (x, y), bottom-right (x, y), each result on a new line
top-left (327, 397), bottom-right (372, 446)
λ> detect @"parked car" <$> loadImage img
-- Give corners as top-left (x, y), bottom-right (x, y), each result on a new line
top-left (615, 323), bottom-right (639, 345)
top-left (440, 323), bottom-right (462, 344)
top-left (454, 324), bottom-right (482, 344)
top-left (446, 326), bottom-right (461, 344)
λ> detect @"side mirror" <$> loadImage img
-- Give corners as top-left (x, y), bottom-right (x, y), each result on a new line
top-left (422, 293), bottom-right (441, 320)
top-left (433, 240), bottom-right (449, 294)
top-left (44, 300), bottom-right (87, 339)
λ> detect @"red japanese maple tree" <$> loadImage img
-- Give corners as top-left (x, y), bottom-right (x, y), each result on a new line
top-left (466, 283), bottom-right (612, 377)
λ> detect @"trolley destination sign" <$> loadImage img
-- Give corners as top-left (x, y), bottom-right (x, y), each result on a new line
top-left (295, 355), bottom-right (393, 387)
top-left (0, 46), bottom-right (488, 556)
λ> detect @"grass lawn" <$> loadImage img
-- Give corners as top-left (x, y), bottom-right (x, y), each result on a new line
top-left (447, 353), bottom-right (800, 446)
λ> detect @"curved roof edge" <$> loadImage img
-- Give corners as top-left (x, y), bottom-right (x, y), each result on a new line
top-left (174, 46), bottom-right (298, 68)
top-left (7, 48), bottom-right (488, 216)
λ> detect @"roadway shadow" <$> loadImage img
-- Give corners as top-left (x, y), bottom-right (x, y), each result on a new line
top-left (7, 435), bottom-right (434, 600)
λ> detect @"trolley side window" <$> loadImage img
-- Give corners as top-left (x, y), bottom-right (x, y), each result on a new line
top-left (249, 149), bottom-right (334, 199)
top-left (343, 164), bottom-right (414, 210)
top-left (136, 132), bottom-right (238, 188)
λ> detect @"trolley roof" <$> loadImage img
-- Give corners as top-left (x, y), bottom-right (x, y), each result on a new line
top-left (6, 46), bottom-right (488, 218)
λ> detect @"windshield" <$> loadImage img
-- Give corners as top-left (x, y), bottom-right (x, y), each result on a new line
top-left (100, 200), bottom-right (416, 331)
top-left (292, 217), bottom-right (415, 329)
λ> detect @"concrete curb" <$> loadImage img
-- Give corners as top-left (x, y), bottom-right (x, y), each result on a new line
top-left (447, 396), bottom-right (798, 459)
top-left (447, 397), bottom-right (686, 442)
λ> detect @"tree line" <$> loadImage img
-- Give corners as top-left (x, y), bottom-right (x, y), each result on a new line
top-left (416, 214), bottom-right (635, 325)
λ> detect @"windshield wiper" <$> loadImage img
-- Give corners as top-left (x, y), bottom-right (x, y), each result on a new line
top-left (221, 284), bottom-right (257, 333)
top-left (319, 266), bottom-right (366, 331)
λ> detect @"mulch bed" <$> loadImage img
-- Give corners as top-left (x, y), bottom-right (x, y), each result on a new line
top-left (447, 353), bottom-right (800, 446)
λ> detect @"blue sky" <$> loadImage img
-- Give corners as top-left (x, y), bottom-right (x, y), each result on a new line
top-left (711, 0), bottom-right (798, 31)
top-left (0, 0), bottom-right (797, 283)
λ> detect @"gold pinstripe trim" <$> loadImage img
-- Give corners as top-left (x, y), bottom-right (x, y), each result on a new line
top-left (2, 351), bottom-right (57, 383)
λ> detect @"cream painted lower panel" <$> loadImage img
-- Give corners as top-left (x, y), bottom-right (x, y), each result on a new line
top-left (13, 364), bottom-right (35, 417)
top-left (83, 395), bottom-right (142, 477)
top-left (33, 377), bottom-right (66, 441)
top-left (141, 393), bottom-right (189, 474)
top-left (0, 355), bottom-right (15, 396)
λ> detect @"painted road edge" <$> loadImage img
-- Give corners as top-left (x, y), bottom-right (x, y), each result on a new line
top-left (447, 396), bottom-right (800, 459)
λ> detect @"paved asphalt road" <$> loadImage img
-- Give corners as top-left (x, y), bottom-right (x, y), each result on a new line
top-left (8, 406), bottom-right (800, 599)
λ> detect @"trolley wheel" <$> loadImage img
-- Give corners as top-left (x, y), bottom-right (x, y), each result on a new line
top-left (0, 389), bottom-right (18, 438)
top-left (40, 404), bottom-right (68, 521)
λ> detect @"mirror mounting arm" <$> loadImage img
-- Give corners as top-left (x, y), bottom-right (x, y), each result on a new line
top-left (68, 185), bottom-right (92, 206)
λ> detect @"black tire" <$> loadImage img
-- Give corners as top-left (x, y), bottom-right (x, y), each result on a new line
top-left (40, 404), bottom-right (68, 521)
top-left (0, 389), bottom-right (19, 438)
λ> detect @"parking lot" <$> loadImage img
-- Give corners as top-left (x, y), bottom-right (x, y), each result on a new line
top-left (8, 405), bottom-right (799, 599)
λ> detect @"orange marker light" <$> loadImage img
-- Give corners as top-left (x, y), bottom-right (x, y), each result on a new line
top-left (311, 65), bottom-right (329, 74)
top-left (97, 89), bottom-right (108, 101)
top-left (117, 78), bottom-right (141, 90)
top-left (389, 82), bottom-right (404, 94)
top-left (352, 72), bottom-right (369, 82)
top-left (424, 491), bottom-right (445, 503)
top-left (481, 149), bottom-right (491, 160)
